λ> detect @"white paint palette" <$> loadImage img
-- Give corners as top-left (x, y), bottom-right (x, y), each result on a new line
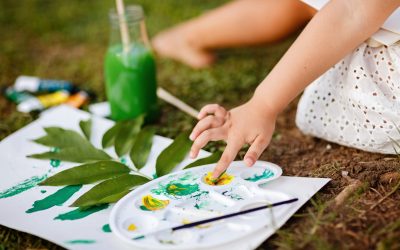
top-left (110, 161), bottom-right (290, 249)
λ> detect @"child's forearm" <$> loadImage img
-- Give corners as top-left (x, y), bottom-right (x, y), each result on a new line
top-left (253, 0), bottom-right (400, 115)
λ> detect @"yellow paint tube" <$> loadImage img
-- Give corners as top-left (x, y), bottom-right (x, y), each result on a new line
top-left (17, 90), bottom-right (69, 113)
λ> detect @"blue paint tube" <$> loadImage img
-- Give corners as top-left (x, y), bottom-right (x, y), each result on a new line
top-left (14, 76), bottom-right (74, 93)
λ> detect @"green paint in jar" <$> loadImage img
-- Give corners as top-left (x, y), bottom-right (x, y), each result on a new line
top-left (104, 5), bottom-right (158, 122)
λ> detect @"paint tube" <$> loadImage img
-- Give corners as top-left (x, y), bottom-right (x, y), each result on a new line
top-left (17, 90), bottom-right (70, 113)
top-left (14, 76), bottom-right (74, 93)
top-left (4, 87), bottom-right (34, 104)
top-left (65, 91), bottom-right (89, 108)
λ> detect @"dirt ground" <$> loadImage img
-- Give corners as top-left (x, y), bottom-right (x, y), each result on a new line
top-left (258, 98), bottom-right (400, 250)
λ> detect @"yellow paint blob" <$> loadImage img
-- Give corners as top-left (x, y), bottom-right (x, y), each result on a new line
top-left (169, 185), bottom-right (178, 190)
top-left (142, 195), bottom-right (170, 211)
top-left (182, 218), bottom-right (211, 229)
top-left (204, 172), bottom-right (234, 186)
top-left (127, 223), bottom-right (137, 231)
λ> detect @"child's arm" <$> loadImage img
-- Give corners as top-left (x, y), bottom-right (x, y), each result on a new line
top-left (190, 0), bottom-right (400, 178)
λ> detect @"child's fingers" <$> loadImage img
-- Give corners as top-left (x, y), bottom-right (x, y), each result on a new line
top-left (190, 128), bottom-right (226, 158)
top-left (212, 139), bottom-right (242, 179)
top-left (244, 135), bottom-right (270, 167)
top-left (190, 115), bottom-right (225, 141)
top-left (198, 104), bottom-right (227, 120)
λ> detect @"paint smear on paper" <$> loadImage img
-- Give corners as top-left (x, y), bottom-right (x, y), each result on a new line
top-left (0, 174), bottom-right (47, 199)
top-left (141, 195), bottom-right (169, 211)
top-left (244, 169), bottom-right (274, 182)
top-left (151, 171), bottom-right (200, 198)
top-left (127, 223), bottom-right (137, 231)
top-left (66, 239), bottom-right (95, 244)
top-left (54, 204), bottom-right (109, 221)
top-left (204, 172), bottom-right (234, 186)
top-left (26, 185), bottom-right (82, 213)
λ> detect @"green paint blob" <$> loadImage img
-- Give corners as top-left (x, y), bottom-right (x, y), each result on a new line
top-left (50, 147), bottom-right (61, 168)
top-left (151, 172), bottom-right (201, 198)
top-left (140, 205), bottom-right (151, 211)
top-left (54, 204), bottom-right (109, 221)
top-left (26, 185), bottom-right (82, 213)
top-left (0, 174), bottom-right (47, 199)
top-left (102, 224), bottom-right (112, 233)
top-left (165, 183), bottom-right (199, 196)
top-left (245, 169), bottom-right (275, 182)
top-left (151, 182), bottom-right (199, 196)
top-left (66, 239), bottom-right (95, 244)
top-left (50, 159), bottom-right (61, 168)
top-left (120, 157), bottom-right (127, 164)
top-left (40, 190), bottom-right (47, 194)
top-left (152, 173), bottom-right (158, 179)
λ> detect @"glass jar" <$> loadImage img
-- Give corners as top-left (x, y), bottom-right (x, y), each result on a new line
top-left (104, 5), bottom-right (158, 122)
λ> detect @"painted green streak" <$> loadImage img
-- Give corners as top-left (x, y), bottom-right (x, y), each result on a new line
top-left (26, 185), bottom-right (82, 213)
top-left (102, 224), bottom-right (112, 233)
top-left (245, 169), bottom-right (275, 182)
top-left (54, 204), bottom-right (109, 221)
top-left (66, 239), bottom-right (95, 244)
top-left (0, 174), bottom-right (47, 199)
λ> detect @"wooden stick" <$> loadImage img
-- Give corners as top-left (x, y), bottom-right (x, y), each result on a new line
top-left (133, 198), bottom-right (298, 240)
top-left (157, 87), bottom-right (199, 119)
top-left (115, 0), bottom-right (130, 53)
top-left (369, 180), bottom-right (400, 210)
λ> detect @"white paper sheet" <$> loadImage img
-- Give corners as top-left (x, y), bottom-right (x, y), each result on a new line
top-left (0, 106), bottom-right (329, 249)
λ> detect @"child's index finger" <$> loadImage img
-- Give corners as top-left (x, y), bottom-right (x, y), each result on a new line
top-left (212, 139), bottom-right (242, 179)
top-left (211, 170), bottom-right (226, 184)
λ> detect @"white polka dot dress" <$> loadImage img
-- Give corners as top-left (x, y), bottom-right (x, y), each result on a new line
top-left (296, 42), bottom-right (400, 154)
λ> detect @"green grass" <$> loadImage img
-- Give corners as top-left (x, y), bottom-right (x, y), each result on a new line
top-left (0, 0), bottom-right (292, 141)
top-left (0, 0), bottom-right (294, 249)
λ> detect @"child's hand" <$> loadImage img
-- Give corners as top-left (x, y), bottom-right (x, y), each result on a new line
top-left (189, 99), bottom-right (277, 178)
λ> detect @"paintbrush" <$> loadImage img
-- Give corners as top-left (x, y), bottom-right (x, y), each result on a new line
top-left (132, 197), bottom-right (298, 240)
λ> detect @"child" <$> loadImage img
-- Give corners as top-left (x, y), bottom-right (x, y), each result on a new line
top-left (156, 0), bottom-right (400, 179)
top-left (153, 0), bottom-right (316, 69)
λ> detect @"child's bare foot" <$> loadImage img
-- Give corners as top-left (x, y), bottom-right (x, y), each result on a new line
top-left (152, 25), bottom-right (215, 69)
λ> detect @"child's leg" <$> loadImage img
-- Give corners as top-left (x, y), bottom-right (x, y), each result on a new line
top-left (152, 0), bottom-right (316, 68)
